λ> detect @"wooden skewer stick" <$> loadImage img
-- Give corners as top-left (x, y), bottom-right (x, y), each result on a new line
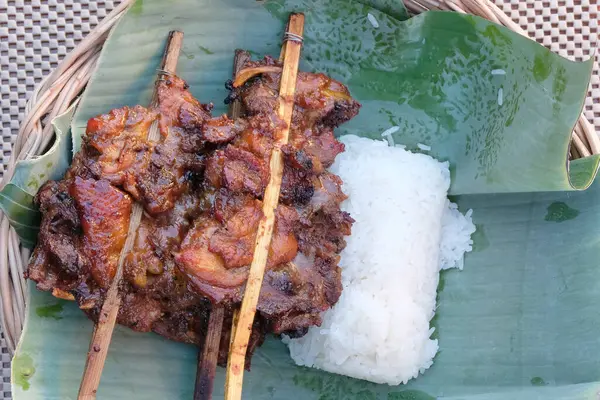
top-left (278, 18), bottom-right (291, 61)
top-left (194, 49), bottom-right (251, 400)
top-left (229, 50), bottom-right (251, 122)
top-left (224, 13), bottom-right (305, 400)
top-left (77, 31), bottom-right (184, 400)
top-left (195, 306), bottom-right (225, 400)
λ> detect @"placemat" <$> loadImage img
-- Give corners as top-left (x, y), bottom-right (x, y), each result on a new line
top-left (0, 0), bottom-right (597, 398)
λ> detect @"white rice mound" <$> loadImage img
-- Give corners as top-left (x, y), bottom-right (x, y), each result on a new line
top-left (285, 134), bottom-right (475, 385)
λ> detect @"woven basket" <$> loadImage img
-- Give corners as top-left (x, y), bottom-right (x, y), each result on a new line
top-left (0, 0), bottom-right (597, 355)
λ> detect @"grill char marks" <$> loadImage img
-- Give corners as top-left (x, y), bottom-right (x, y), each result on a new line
top-left (27, 59), bottom-right (359, 363)
top-left (176, 56), bottom-right (357, 334)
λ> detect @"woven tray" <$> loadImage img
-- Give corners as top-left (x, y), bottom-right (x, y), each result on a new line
top-left (0, 0), bottom-right (598, 371)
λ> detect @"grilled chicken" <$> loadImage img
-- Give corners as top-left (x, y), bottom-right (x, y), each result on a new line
top-left (27, 54), bottom-right (359, 365)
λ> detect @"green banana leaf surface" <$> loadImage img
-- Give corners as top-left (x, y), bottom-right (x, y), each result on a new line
top-left (0, 102), bottom-right (77, 247)
top-left (9, 0), bottom-right (600, 399)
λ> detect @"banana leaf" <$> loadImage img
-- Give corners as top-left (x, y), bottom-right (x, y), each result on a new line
top-left (9, 0), bottom-right (600, 399)
top-left (68, 0), bottom-right (596, 194)
top-left (13, 186), bottom-right (600, 400)
top-left (0, 102), bottom-right (77, 247)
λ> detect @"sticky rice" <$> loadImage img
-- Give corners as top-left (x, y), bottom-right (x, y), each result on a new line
top-left (285, 135), bottom-right (475, 385)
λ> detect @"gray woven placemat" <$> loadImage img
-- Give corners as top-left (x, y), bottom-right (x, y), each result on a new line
top-left (0, 0), bottom-right (598, 398)
top-left (0, 0), bottom-right (119, 179)
top-left (1, 335), bottom-right (10, 400)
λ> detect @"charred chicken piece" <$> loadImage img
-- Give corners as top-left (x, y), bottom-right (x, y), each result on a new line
top-left (83, 105), bottom-right (155, 200)
top-left (69, 177), bottom-right (132, 288)
top-left (234, 55), bottom-right (360, 127)
top-left (27, 57), bottom-right (359, 365)
top-left (28, 75), bottom-right (223, 348)
top-left (174, 56), bottom-right (357, 333)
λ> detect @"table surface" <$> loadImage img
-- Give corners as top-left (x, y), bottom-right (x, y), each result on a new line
top-left (0, 0), bottom-right (598, 398)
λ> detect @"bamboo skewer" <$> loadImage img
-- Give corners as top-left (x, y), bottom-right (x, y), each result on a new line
top-left (224, 13), bottom-right (305, 400)
top-left (77, 31), bottom-right (184, 400)
top-left (195, 306), bottom-right (225, 400)
top-left (194, 49), bottom-right (251, 400)
top-left (279, 18), bottom-right (291, 60)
